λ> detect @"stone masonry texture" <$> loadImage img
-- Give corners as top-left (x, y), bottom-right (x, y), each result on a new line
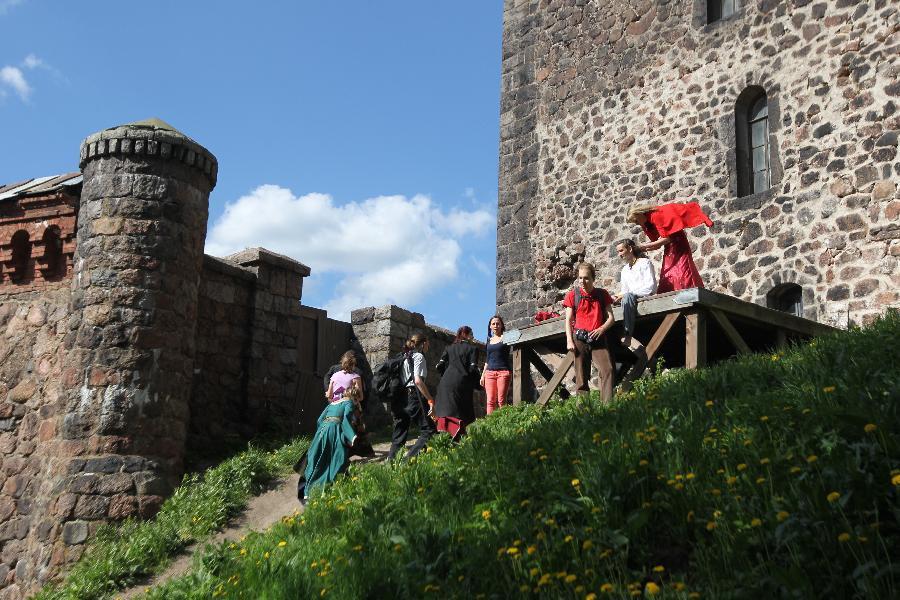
top-left (497, 0), bottom-right (900, 328)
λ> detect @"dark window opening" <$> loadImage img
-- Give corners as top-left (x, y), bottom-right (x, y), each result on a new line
top-left (41, 226), bottom-right (65, 280)
top-left (767, 283), bottom-right (803, 317)
top-left (735, 86), bottom-right (771, 197)
top-left (10, 230), bottom-right (32, 283)
top-left (708, 0), bottom-right (738, 24)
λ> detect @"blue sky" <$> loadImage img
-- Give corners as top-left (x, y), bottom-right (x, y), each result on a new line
top-left (0, 0), bottom-right (503, 332)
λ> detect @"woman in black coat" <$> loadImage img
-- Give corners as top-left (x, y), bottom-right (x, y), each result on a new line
top-left (434, 326), bottom-right (480, 441)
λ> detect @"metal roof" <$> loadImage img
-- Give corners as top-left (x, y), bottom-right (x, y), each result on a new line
top-left (0, 172), bottom-right (82, 202)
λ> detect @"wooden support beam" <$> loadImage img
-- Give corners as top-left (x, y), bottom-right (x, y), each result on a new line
top-left (523, 346), bottom-right (554, 381)
top-left (536, 351), bottom-right (575, 407)
top-left (776, 329), bottom-right (788, 349)
top-left (685, 310), bottom-right (708, 369)
top-left (511, 348), bottom-right (527, 405)
top-left (623, 311), bottom-right (680, 382)
top-left (709, 308), bottom-right (751, 355)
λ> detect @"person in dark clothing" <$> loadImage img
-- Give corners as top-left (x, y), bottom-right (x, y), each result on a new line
top-left (387, 333), bottom-right (436, 461)
top-left (434, 326), bottom-right (480, 441)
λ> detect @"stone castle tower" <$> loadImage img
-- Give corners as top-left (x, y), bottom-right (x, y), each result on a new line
top-left (496, 0), bottom-right (899, 328)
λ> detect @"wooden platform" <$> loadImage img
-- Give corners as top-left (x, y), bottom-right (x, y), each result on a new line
top-left (502, 287), bottom-right (838, 406)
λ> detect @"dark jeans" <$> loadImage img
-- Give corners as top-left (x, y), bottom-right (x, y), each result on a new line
top-left (621, 292), bottom-right (638, 336)
top-left (388, 387), bottom-right (436, 460)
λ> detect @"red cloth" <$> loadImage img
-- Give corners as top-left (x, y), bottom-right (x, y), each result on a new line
top-left (642, 201), bottom-right (713, 241)
top-left (562, 287), bottom-right (613, 331)
top-left (642, 202), bottom-right (711, 292)
top-left (437, 416), bottom-right (467, 440)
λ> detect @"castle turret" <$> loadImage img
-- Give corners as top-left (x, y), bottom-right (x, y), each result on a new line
top-left (60, 119), bottom-right (217, 521)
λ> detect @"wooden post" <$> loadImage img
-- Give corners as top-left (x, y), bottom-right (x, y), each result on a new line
top-left (511, 348), bottom-right (526, 405)
top-left (685, 310), bottom-right (707, 369)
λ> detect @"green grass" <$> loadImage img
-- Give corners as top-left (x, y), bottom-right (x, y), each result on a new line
top-left (34, 437), bottom-right (309, 600)
top-left (141, 313), bottom-right (899, 599)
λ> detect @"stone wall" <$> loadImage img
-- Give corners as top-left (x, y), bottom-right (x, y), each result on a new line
top-left (0, 288), bottom-right (71, 596)
top-left (352, 305), bottom-right (487, 420)
top-left (189, 256), bottom-right (256, 452)
top-left (497, 0), bottom-right (899, 328)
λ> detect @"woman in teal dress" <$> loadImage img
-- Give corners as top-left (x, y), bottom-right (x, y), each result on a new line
top-left (301, 386), bottom-right (359, 501)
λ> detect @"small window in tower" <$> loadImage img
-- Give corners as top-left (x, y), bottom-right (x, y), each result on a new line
top-left (708, 0), bottom-right (739, 24)
top-left (735, 86), bottom-right (771, 197)
top-left (10, 230), bottom-right (32, 283)
top-left (767, 283), bottom-right (803, 318)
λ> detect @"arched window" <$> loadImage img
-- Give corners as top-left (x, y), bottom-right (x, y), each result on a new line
top-left (767, 283), bottom-right (803, 317)
top-left (41, 226), bottom-right (65, 280)
top-left (708, 0), bottom-right (738, 23)
top-left (10, 230), bottom-right (32, 283)
top-left (735, 87), bottom-right (771, 197)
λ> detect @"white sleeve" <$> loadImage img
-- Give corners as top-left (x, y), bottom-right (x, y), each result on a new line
top-left (639, 259), bottom-right (657, 295)
top-left (620, 265), bottom-right (632, 295)
top-left (414, 353), bottom-right (427, 379)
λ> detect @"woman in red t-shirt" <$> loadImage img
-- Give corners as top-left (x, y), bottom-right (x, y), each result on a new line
top-left (563, 262), bottom-right (615, 403)
top-left (627, 201), bottom-right (713, 293)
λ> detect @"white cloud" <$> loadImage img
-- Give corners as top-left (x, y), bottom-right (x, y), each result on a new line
top-left (22, 53), bottom-right (42, 69)
top-left (0, 66), bottom-right (31, 101)
top-left (206, 185), bottom-right (495, 319)
top-left (0, 0), bottom-right (24, 16)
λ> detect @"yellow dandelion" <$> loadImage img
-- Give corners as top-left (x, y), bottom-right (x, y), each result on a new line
top-left (760, 458), bottom-right (770, 465)
top-left (673, 582), bottom-right (686, 591)
top-left (565, 574), bottom-right (577, 583)
top-left (737, 463), bottom-right (747, 471)
top-left (838, 532), bottom-right (851, 543)
top-left (582, 540), bottom-right (593, 550)
top-left (639, 459), bottom-right (649, 466)
top-left (529, 567), bottom-right (540, 577)
top-left (706, 521), bottom-right (717, 531)
top-left (822, 386), bottom-right (835, 393)
top-left (864, 423), bottom-right (877, 433)
top-left (686, 511), bottom-right (695, 523)
top-left (760, 415), bottom-right (769, 422)
top-left (482, 509), bottom-right (491, 520)
top-left (790, 467), bottom-right (802, 474)
top-left (710, 488), bottom-right (722, 496)
top-left (565, 535), bottom-right (574, 543)
top-left (756, 477), bottom-right (766, 485)
top-left (572, 478), bottom-right (581, 487)
top-left (264, 552), bottom-right (270, 560)
top-left (776, 511), bottom-right (790, 522)
top-left (726, 476), bottom-right (737, 485)
top-left (827, 491), bottom-right (840, 503)
top-left (586, 593), bottom-right (598, 600)
top-left (806, 455), bottom-right (818, 464)
top-left (600, 583), bottom-right (615, 593)
top-left (645, 582), bottom-right (661, 595)
top-left (705, 400), bottom-right (714, 407)
top-left (507, 547), bottom-right (519, 555)
top-left (892, 474), bottom-right (900, 486)
top-left (527, 545), bottom-right (537, 554)
top-left (689, 593), bottom-right (701, 599)
top-left (653, 565), bottom-right (665, 573)
top-left (686, 473), bottom-right (696, 480)
top-left (278, 540), bottom-right (287, 547)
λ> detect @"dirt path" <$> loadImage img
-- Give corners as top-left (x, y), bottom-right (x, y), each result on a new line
top-left (117, 442), bottom-right (394, 598)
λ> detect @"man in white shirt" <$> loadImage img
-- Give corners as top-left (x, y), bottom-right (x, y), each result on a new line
top-left (612, 239), bottom-right (657, 350)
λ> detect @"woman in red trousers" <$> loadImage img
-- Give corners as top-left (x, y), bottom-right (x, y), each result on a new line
top-left (627, 201), bottom-right (713, 293)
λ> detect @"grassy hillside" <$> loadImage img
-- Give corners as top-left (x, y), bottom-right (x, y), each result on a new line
top-left (51, 314), bottom-right (900, 599)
